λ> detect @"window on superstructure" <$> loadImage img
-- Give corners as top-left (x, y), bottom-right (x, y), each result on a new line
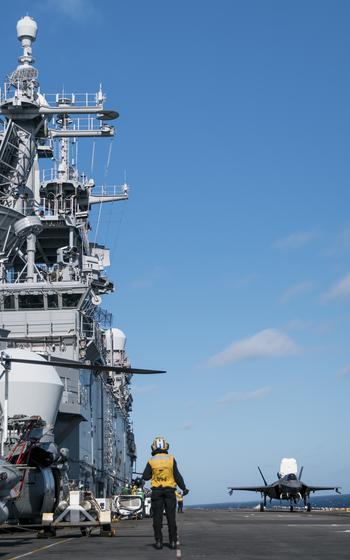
top-left (7, 267), bottom-right (15, 283)
top-left (3, 295), bottom-right (15, 310)
top-left (18, 295), bottom-right (44, 309)
top-left (47, 294), bottom-right (59, 309)
top-left (62, 293), bottom-right (82, 308)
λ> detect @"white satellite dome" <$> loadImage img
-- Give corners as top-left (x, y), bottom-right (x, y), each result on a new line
top-left (16, 16), bottom-right (37, 44)
top-left (105, 328), bottom-right (127, 352)
top-left (0, 349), bottom-right (63, 426)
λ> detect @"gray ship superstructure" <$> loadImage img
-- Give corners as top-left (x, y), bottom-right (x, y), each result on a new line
top-left (0, 15), bottom-right (136, 517)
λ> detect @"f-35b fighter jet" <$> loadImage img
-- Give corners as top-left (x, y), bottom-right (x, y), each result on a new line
top-left (228, 458), bottom-right (340, 512)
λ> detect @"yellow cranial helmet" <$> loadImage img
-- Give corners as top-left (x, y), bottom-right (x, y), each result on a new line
top-left (151, 436), bottom-right (169, 452)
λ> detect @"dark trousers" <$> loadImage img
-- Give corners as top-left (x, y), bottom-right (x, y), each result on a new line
top-left (178, 501), bottom-right (183, 513)
top-left (151, 487), bottom-right (177, 542)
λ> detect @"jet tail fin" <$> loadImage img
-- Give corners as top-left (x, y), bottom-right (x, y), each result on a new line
top-left (298, 466), bottom-right (304, 480)
top-left (258, 466), bottom-right (268, 486)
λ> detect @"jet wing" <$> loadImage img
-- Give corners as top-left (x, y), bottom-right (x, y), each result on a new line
top-left (228, 486), bottom-right (270, 496)
top-left (305, 485), bottom-right (341, 493)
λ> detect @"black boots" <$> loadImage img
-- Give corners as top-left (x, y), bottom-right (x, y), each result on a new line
top-left (155, 539), bottom-right (177, 550)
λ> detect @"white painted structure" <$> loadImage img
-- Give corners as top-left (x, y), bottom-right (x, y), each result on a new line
top-left (0, 349), bottom-right (63, 426)
top-left (279, 458), bottom-right (298, 477)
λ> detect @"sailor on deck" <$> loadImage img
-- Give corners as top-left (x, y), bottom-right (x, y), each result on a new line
top-left (175, 490), bottom-right (184, 513)
top-left (142, 436), bottom-right (189, 550)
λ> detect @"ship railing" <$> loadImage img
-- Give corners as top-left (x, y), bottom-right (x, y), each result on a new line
top-left (10, 265), bottom-right (47, 284)
top-left (41, 167), bottom-right (81, 183)
top-left (0, 88), bottom-right (105, 106)
top-left (6, 267), bottom-right (84, 284)
top-left (38, 196), bottom-right (77, 217)
top-left (41, 168), bottom-right (57, 182)
top-left (42, 92), bottom-right (105, 108)
top-left (0, 84), bottom-right (10, 102)
top-left (49, 116), bottom-right (111, 133)
top-left (0, 82), bottom-right (35, 102)
top-left (92, 184), bottom-right (128, 197)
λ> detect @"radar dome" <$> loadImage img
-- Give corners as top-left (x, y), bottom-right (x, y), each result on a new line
top-left (105, 328), bottom-right (127, 352)
top-left (0, 349), bottom-right (63, 426)
top-left (16, 16), bottom-right (37, 44)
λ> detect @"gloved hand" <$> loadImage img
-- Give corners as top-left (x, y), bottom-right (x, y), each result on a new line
top-left (182, 488), bottom-right (189, 496)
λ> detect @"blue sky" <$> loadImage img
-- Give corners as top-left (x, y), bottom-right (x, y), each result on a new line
top-left (4, 0), bottom-right (350, 504)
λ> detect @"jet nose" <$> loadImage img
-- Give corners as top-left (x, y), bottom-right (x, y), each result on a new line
top-left (281, 480), bottom-right (302, 494)
top-left (287, 480), bottom-right (302, 492)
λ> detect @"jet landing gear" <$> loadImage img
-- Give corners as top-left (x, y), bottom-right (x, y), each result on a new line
top-left (304, 497), bottom-right (312, 512)
top-left (259, 497), bottom-right (267, 512)
top-left (289, 499), bottom-right (294, 512)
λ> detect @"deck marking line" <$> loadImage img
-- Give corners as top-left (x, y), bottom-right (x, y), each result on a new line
top-left (176, 535), bottom-right (181, 557)
top-left (287, 524), bottom-right (343, 527)
top-left (7, 537), bottom-right (73, 559)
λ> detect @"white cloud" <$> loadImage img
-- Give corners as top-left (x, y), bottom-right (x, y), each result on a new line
top-left (273, 231), bottom-right (318, 250)
top-left (337, 365), bottom-right (350, 378)
top-left (233, 273), bottom-right (259, 288)
top-left (325, 226), bottom-right (350, 257)
top-left (208, 328), bottom-right (299, 367)
top-left (322, 273), bottom-right (350, 301)
top-left (44, 0), bottom-right (96, 21)
top-left (284, 318), bottom-right (337, 336)
top-left (279, 281), bottom-right (313, 304)
top-left (218, 387), bottom-right (272, 406)
top-left (284, 319), bottom-right (312, 332)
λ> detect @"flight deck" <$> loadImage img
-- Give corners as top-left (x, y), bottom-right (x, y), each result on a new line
top-left (1, 509), bottom-right (350, 559)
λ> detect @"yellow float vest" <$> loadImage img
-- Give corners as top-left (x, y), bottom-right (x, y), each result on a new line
top-left (149, 453), bottom-right (177, 488)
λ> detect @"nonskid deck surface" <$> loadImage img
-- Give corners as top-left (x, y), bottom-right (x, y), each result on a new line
top-left (1, 510), bottom-right (350, 559)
